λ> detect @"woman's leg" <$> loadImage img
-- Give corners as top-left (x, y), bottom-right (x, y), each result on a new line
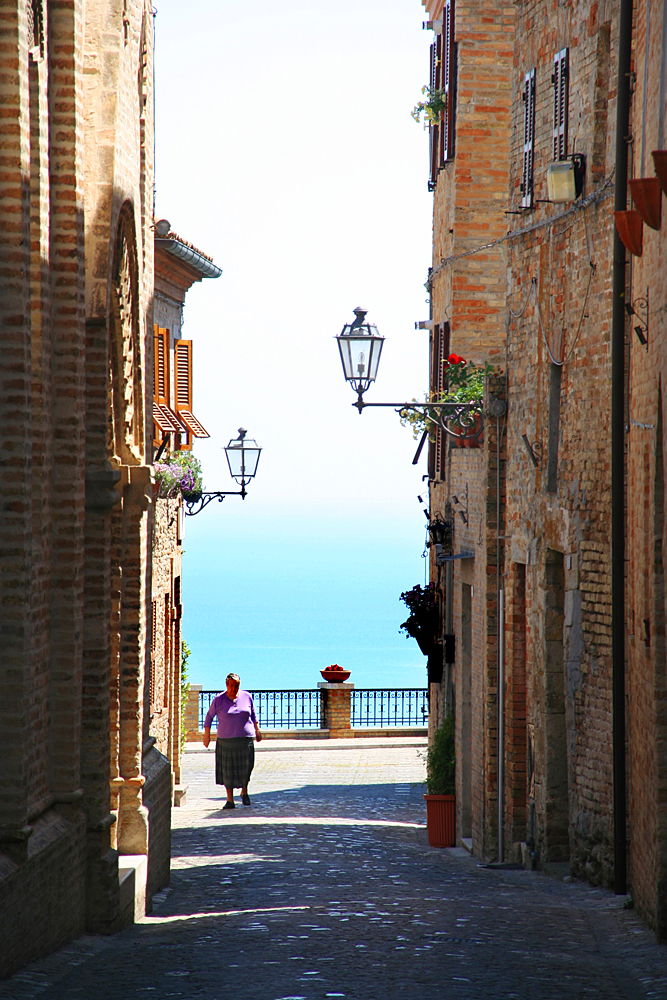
top-left (225, 785), bottom-right (234, 802)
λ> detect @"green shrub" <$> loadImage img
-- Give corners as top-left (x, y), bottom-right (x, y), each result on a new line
top-left (426, 714), bottom-right (455, 794)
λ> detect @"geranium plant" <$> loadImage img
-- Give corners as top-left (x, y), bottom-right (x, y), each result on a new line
top-left (411, 86), bottom-right (447, 127)
top-left (400, 354), bottom-right (498, 439)
top-left (154, 451), bottom-right (203, 500)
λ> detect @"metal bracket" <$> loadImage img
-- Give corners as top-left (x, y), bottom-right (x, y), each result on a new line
top-left (183, 488), bottom-right (246, 516)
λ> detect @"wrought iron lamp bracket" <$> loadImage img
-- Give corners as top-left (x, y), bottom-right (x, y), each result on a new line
top-left (184, 487), bottom-right (247, 517)
top-left (355, 398), bottom-right (487, 442)
top-left (626, 287), bottom-right (649, 351)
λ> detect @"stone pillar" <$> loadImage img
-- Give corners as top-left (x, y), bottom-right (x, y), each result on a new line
top-left (184, 685), bottom-right (201, 741)
top-left (319, 682), bottom-right (354, 738)
top-left (116, 466), bottom-right (152, 857)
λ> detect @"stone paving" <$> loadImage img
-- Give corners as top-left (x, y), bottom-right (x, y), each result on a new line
top-left (3, 738), bottom-right (667, 1000)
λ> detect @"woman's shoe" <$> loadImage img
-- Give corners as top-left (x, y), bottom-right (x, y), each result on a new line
top-left (241, 793), bottom-right (251, 805)
top-left (223, 801), bottom-right (235, 810)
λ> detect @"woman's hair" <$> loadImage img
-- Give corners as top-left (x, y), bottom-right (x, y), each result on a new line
top-left (226, 672), bottom-right (240, 683)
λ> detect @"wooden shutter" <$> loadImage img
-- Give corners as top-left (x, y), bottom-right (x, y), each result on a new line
top-left (442, 0), bottom-right (455, 162)
top-left (174, 338), bottom-right (210, 442)
top-left (552, 49), bottom-right (569, 161)
top-left (429, 37), bottom-right (441, 190)
top-left (174, 339), bottom-right (192, 411)
top-left (430, 322), bottom-right (450, 478)
top-left (154, 327), bottom-right (169, 404)
top-left (521, 69), bottom-right (536, 209)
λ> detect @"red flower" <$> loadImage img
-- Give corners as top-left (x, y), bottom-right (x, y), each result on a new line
top-left (445, 353), bottom-right (466, 366)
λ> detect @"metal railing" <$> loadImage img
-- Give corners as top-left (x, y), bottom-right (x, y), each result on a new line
top-left (351, 689), bottom-right (428, 728)
top-left (199, 690), bottom-right (322, 731)
top-left (198, 688), bottom-right (428, 731)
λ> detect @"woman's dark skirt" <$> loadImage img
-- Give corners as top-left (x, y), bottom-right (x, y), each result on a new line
top-left (215, 737), bottom-right (255, 788)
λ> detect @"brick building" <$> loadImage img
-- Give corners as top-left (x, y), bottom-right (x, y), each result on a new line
top-left (421, 0), bottom-right (667, 939)
top-left (150, 229), bottom-right (221, 806)
top-left (0, 0), bottom-right (173, 976)
top-left (419, 0), bottom-right (515, 861)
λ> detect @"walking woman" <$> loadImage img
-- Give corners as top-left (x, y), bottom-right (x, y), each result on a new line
top-left (202, 673), bottom-right (262, 809)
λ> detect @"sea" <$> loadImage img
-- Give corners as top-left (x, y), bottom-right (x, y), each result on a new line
top-left (181, 507), bottom-right (429, 694)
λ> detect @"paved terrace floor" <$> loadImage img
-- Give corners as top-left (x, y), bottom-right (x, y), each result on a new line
top-left (3, 737), bottom-right (667, 1000)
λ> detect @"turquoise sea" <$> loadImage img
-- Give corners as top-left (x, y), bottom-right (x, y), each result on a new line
top-left (181, 506), bottom-right (429, 694)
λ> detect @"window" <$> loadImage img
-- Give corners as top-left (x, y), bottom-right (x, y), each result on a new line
top-left (152, 330), bottom-right (210, 451)
top-left (428, 0), bottom-right (456, 190)
top-left (521, 69), bottom-right (536, 209)
top-left (552, 49), bottom-right (569, 161)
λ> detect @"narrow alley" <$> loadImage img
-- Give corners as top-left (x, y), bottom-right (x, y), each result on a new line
top-left (2, 740), bottom-right (667, 1000)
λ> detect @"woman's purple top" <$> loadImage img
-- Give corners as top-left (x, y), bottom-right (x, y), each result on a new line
top-left (204, 691), bottom-right (258, 739)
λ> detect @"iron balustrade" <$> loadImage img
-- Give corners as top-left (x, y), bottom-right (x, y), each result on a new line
top-left (198, 688), bottom-right (428, 731)
top-left (199, 690), bottom-right (323, 731)
top-left (351, 689), bottom-right (428, 728)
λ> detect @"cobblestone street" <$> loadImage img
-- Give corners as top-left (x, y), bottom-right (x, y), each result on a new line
top-left (3, 739), bottom-right (667, 1000)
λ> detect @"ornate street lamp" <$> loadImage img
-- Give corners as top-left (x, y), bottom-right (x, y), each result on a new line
top-left (224, 427), bottom-right (261, 487)
top-left (335, 307), bottom-right (506, 441)
top-left (183, 428), bottom-right (262, 516)
top-left (335, 307), bottom-right (385, 412)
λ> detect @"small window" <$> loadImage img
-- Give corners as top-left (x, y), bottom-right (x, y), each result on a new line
top-left (552, 49), bottom-right (569, 161)
top-left (521, 69), bottom-right (536, 209)
top-left (173, 339), bottom-right (210, 448)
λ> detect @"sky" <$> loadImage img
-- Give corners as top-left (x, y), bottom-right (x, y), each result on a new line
top-left (154, 0), bottom-right (434, 691)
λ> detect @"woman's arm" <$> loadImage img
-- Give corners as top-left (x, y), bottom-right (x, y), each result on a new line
top-left (248, 694), bottom-right (261, 741)
top-left (203, 726), bottom-right (211, 748)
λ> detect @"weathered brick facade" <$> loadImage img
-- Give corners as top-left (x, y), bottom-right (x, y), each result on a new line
top-left (422, 0), bottom-right (667, 941)
top-left (0, 0), bottom-right (172, 977)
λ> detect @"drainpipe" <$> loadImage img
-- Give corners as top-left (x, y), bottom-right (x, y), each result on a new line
top-left (498, 586), bottom-right (505, 863)
top-left (445, 561), bottom-right (454, 716)
top-left (611, 0), bottom-right (633, 896)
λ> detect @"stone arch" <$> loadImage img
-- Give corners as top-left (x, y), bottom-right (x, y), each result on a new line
top-left (109, 203), bottom-right (144, 465)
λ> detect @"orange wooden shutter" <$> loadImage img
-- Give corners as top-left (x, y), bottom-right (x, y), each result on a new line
top-left (154, 327), bottom-right (169, 405)
top-left (174, 340), bottom-right (192, 412)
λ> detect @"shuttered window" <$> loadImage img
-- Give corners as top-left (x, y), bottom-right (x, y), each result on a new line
top-left (429, 322), bottom-right (450, 478)
top-left (552, 49), bottom-right (569, 161)
top-left (428, 1), bottom-right (455, 191)
top-left (173, 339), bottom-right (210, 445)
top-left (442, 0), bottom-right (455, 162)
top-left (428, 35), bottom-right (441, 190)
top-left (521, 69), bottom-right (536, 209)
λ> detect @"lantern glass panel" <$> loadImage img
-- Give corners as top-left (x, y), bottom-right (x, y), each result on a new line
top-left (336, 331), bottom-right (384, 387)
top-left (225, 435), bottom-right (261, 482)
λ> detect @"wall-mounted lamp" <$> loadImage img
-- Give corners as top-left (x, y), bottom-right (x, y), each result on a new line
top-left (183, 428), bottom-right (262, 516)
top-left (545, 154), bottom-right (586, 203)
top-left (336, 309), bottom-right (494, 444)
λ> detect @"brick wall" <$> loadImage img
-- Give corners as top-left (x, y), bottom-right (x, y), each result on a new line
top-left (0, 0), bottom-right (166, 977)
top-left (622, 0), bottom-right (667, 938)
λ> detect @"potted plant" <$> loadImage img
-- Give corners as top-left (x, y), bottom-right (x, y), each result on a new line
top-left (423, 713), bottom-right (456, 847)
top-left (399, 583), bottom-right (438, 657)
top-left (399, 354), bottom-right (498, 447)
top-left (154, 451), bottom-right (203, 501)
top-left (411, 86), bottom-right (447, 128)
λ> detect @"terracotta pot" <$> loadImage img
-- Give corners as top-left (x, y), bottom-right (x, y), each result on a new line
top-left (321, 670), bottom-right (351, 682)
top-left (628, 177), bottom-right (662, 230)
top-left (614, 210), bottom-right (643, 257)
top-left (423, 793), bottom-right (456, 847)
